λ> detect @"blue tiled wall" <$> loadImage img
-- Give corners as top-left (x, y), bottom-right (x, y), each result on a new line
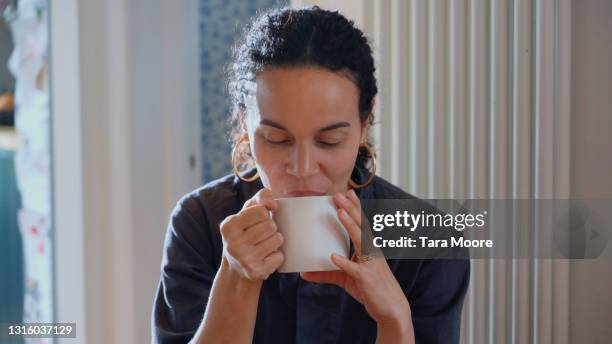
top-left (199, 0), bottom-right (285, 183)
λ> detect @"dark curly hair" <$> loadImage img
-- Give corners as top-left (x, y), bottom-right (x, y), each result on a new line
top-left (227, 6), bottom-right (377, 169)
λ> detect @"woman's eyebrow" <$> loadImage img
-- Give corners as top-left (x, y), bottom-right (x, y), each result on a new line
top-left (260, 119), bottom-right (351, 132)
top-left (319, 122), bottom-right (350, 132)
top-left (260, 119), bottom-right (287, 130)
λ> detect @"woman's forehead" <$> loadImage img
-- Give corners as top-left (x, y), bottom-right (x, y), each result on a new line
top-left (250, 66), bottom-right (360, 126)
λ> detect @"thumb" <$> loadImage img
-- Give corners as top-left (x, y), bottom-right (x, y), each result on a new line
top-left (243, 188), bottom-right (279, 211)
top-left (243, 197), bottom-right (279, 212)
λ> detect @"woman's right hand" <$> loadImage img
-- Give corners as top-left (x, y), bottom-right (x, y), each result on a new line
top-left (219, 188), bottom-right (284, 281)
top-left (190, 189), bottom-right (283, 343)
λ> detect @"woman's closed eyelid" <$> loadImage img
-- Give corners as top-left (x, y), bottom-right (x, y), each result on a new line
top-left (317, 139), bottom-right (342, 147)
top-left (262, 137), bottom-right (342, 148)
top-left (258, 130), bottom-right (290, 141)
top-left (257, 129), bottom-right (346, 146)
top-left (316, 133), bottom-right (346, 146)
top-left (266, 138), bottom-right (291, 144)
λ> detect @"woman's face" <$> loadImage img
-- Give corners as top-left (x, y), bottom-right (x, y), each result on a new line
top-left (243, 66), bottom-right (369, 197)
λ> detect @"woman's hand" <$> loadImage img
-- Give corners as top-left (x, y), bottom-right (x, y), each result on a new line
top-left (193, 189), bottom-right (282, 343)
top-left (220, 188), bottom-right (284, 281)
top-left (300, 189), bottom-right (415, 343)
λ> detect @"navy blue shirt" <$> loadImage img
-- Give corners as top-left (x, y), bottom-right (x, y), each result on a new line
top-left (152, 167), bottom-right (470, 343)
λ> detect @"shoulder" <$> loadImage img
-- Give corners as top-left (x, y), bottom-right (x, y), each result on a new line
top-left (367, 174), bottom-right (418, 200)
top-left (173, 173), bottom-right (244, 228)
top-left (173, 171), bottom-right (265, 229)
top-left (178, 173), bottom-right (236, 208)
top-left (366, 175), bottom-right (447, 216)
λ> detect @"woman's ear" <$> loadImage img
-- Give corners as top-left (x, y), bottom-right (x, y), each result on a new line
top-left (361, 112), bottom-right (373, 143)
top-left (361, 99), bottom-right (375, 142)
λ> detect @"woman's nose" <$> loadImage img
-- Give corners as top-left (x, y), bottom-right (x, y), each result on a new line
top-left (286, 143), bottom-right (320, 179)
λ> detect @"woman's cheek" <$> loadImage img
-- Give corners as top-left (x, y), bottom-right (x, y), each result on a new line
top-left (251, 140), bottom-right (268, 165)
top-left (251, 140), bottom-right (286, 176)
top-left (320, 147), bottom-right (357, 178)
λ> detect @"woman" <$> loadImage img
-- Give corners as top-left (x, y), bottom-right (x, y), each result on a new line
top-left (152, 6), bottom-right (469, 344)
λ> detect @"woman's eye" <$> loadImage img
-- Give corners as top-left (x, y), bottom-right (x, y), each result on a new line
top-left (264, 137), bottom-right (290, 145)
top-left (318, 140), bottom-right (341, 147)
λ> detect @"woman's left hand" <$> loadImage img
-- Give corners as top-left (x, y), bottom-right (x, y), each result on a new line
top-left (300, 189), bottom-right (414, 341)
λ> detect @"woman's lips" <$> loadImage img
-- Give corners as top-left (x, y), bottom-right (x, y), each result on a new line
top-left (285, 190), bottom-right (326, 197)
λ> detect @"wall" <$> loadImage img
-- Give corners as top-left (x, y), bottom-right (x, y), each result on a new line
top-left (51, 0), bottom-right (201, 343)
top-left (199, 0), bottom-right (285, 182)
top-left (569, 0), bottom-right (612, 342)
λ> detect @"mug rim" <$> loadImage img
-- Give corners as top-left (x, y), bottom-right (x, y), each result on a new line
top-left (273, 195), bottom-right (333, 201)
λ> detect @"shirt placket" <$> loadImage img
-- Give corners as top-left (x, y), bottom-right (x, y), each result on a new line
top-left (295, 278), bottom-right (341, 344)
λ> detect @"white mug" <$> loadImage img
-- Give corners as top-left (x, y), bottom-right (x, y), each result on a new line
top-left (273, 196), bottom-right (350, 273)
